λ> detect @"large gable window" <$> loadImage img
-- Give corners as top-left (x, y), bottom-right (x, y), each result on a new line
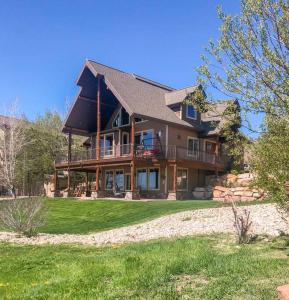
top-left (113, 107), bottom-right (130, 128)
top-left (186, 104), bottom-right (197, 120)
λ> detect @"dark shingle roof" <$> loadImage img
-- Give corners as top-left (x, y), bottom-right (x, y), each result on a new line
top-left (86, 60), bottom-right (196, 128)
top-left (165, 85), bottom-right (199, 106)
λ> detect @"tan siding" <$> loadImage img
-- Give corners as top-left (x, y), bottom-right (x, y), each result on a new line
top-left (135, 119), bottom-right (167, 146)
top-left (168, 126), bottom-right (198, 148)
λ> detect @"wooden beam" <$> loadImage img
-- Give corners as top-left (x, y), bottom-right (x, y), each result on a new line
top-left (54, 170), bottom-right (58, 191)
top-left (79, 96), bottom-right (116, 108)
top-left (131, 161), bottom-right (135, 193)
top-left (130, 117), bottom-right (136, 193)
top-left (96, 76), bottom-right (101, 160)
top-left (131, 117), bottom-right (135, 159)
top-left (85, 172), bottom-right (89, 192)
top-left (173, 163), bottom-right (177, 193)
top-left (68, 132), bottom-right (72, 162)
top-left (95, 167), bottom-right (100, 191)
top-left (67, 168), bottom-right (71, 191)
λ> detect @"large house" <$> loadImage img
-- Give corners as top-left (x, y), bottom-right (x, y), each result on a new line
top-left (54, 60), bottom-right (236, 200)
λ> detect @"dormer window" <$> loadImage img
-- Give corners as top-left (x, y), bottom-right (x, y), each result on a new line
top-left (112, 107), bottom-right (130, 128)
top-left (186, 104), bottom-right (197, 120)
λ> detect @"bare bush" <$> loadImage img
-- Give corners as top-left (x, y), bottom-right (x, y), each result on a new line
top-left (232, 201), bottom-right (253, 244)
top-left (0, 197), bottom-right (46, 237)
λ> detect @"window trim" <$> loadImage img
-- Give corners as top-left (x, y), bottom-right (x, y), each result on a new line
top-left (112, 107), bottom-right (131, 128)
top-left (135, 129), bottom-right (154, 148)
top-left (177, 168), bottom-right (188, 192)
top-left (187, 136), bottom-right (199, 158)
top-left (104, 170), bottom-right (114, 191)
top-left (186, 104), bottom-right (197, 120)
top-left (114, 169), bottom-right (125, 191)
top-left (136, 168), bottom-right (148, 191)
top-left (148, 167), bottom-right (160, 191)
top-left (135, 167), bottom-right (160, 191)
top-left (100, 132), bottom-right (115, 157)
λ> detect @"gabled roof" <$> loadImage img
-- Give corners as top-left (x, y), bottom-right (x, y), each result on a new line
top-left (63, 60), bottom-right (238, 135)
top-left (165, 85), bottom-right (199, 106)
top-left (84, 60), bottom-right (197, 128)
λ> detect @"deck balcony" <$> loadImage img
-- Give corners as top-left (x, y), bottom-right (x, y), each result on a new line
top-left (55, 144), bottom-right (227, 168)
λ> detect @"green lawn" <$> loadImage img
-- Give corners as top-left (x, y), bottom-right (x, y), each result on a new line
top-left (40, 198), bottom-right (222, 234)
top-left (0, 235), bottom-right (288, 299)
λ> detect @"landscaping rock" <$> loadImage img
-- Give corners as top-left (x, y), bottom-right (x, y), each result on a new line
top-left (277, 284), bottom-right (289, 300)
top-left (0, 203), bottom-right (287, 247)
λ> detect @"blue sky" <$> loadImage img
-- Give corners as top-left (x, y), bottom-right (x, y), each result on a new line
top-left (0, 0), bottom-right (260, 136)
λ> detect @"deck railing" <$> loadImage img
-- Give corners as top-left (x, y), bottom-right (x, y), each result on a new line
top-left (55, 144), bottom-right (226, 166)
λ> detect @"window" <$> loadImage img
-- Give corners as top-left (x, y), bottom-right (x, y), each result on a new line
top-left (135, 130), bottom-right (153, 149)
top-left (186, 105), bottom-right (197, 120)
top-left (187, 137), bottom-right (199, 158)
top-left (148, 168), bottom-right (160, 190)
top-left (112, 111), bottom-right (121, 128)
top-left (135, 117), bottom-right (146, 123)
top-left (121, 108), bottom-right (129, 125)
top-left (115, 170), bottom-right (124, 191)
top-left (177, 169), bottom-right (188, 191)
top-left (101, 133), bottom-right (114, 157)
top-left (137, 169), bottom-right (147, 190)
top-left (112, 107), bottom-right (130, 128)
top-left (105, 171), bottom-right (114, 190)
top-left (122, 132), bottom-right (130, 155)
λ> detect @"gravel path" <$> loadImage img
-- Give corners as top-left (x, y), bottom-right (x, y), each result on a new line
top-left (0, 203), bottom-right (288, 246)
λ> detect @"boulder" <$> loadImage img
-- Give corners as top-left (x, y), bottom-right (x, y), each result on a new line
top-left (237, 173), bottom-right (252, 180)
top-left (226, 174), bottom-right (238, 184)
top-left (277, 284), bottom-right (289, 300)
top-left (214, 186), bottom-right (228, 192)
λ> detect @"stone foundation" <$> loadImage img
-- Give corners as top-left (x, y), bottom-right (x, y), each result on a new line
top-left (125, 191), bottom-right (140, 200)
top-left (213, 186), bottom-right (264, 202)
top-left (63, 190), bottom-right (74, 198)
top-left (192, 187), bottom-right (213, 199)
top-left (167, 192), bottom-right (177, 200)
top-left (52, 190), bottom-right (61, 197)
top-left (91, 191), bottom-right (107, 199)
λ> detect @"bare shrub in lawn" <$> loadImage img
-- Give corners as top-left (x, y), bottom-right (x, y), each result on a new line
top-left (0, 197), bottom-right (46, 237)
top-left (231, 200), bottom-right (253, 244)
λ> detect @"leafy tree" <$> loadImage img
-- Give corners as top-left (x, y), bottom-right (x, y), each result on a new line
top-left (197, 0), bottom-right (289, 124)
top-left (196, 0), bottom-right (289, 204)
top-left (250, 116), bottom-right (289, 206)
top-left (0, 103), bottom-right (28, 197)
top-left (18, 111), bottom-right (67, 195)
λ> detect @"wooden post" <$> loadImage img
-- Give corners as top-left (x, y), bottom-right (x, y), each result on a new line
top-left (96, 76), bottom-right (101, 160)
top-left (131, 117), bottom-right (135, 158)
top-left (68, 132), bottom-right (72, 162)
top-left (67, 169), bottom-right (71, 192)
top-left (85, 172), bottom-right (89, 192)
top-left (173, 164), bottom-right (177, 193)
top-left (54, 170), bottom-right (58, 191)
top-left (131, 162), bottom-right (135, 193)
top-left (95, 167), bottom-right (100, 192)
top-left (130, 117), bottom-right (135, 192)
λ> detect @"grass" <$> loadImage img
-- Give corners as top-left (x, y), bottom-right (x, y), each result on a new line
top-left (0, 235), bottom-right (289, 299)
top-left (40, 198), bottom-right (222, 234)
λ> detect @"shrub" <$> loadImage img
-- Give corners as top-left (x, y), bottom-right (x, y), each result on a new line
top-left (231, 200), bottom-right (253, 244)
top-left (0, 197), bottom-right (47, 237)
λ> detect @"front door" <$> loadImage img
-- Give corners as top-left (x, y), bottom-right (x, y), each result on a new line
top-left (122, 132), bottom-right (130, 155)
